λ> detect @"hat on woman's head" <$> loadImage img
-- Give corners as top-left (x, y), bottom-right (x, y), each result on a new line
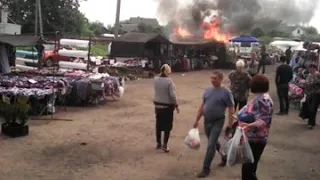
top-left (160, 64), bottom-right (171, 76)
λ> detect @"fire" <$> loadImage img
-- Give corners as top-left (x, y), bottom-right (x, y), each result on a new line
top-left (173, 18), bottom-right (231, 43)
top-left (202, 19), bottom-right (230, 43)
top-left (174, 27), bottom-right (192, 38)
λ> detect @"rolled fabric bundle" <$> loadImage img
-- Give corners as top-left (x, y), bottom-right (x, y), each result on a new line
top-left (58, 49), bottom-right (88, 58)
top-left (58, 61), bottom-right (87, 70)
top-left (16, 57), bottom-right (39, 63)
top-left (16, 64), bottom-right (38, 71)
top-left (60, 39), bottom-right (89, 48)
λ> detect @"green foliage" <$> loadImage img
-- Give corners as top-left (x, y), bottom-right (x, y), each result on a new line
top-left (267, 30), bottom-right (290, 38)
top-left (91, 43), bottom-right (108, 56)
top-left (250, 27), bottom-right (264, 37)
top-left (137, 23), bottom-right (153, 33)
top-left (300, 34), bottom-right (320, 42)
top-left (88, 21), bottom-right (108, 36)
top-left (4, 0), bottom-right (106, 37)
top-left (106, 25), bottom-right (126, 35)
top-left (5, 0), bottom-right (86, 34)
top-left (258, 36), bottom-right (273, 44)
top-left (303, 26), bottom-right (318, 35)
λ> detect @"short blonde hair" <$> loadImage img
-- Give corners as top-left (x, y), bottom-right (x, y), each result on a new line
top-left (236, 60), bottom-right (245, 68)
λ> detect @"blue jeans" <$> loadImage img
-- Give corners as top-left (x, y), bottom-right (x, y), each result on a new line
top-left (203, 118), bottom-right (225, 171)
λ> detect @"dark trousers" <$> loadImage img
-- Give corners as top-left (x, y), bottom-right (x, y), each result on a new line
top-left (155, 108), bottom-right (174, 146)
top-left (277, 84), bottom-right (289, 113)
top-left (286, 57), bottom-right (290, 64)
top-left (258, 63), bottom-right (265, 74)
top-left (242, 142), bottom-right (266, 180)
top-left (234, 98), bottom-right (247, 111)
top-left (307, 94), bottom-right (320, 126)
top-left (202, 118), bottom-right (224, 171)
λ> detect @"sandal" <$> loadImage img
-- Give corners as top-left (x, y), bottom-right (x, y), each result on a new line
top-left (162, 145), bottom-right (170, 153)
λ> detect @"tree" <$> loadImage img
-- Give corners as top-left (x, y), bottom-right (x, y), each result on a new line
top-left (250, 27), bottom-right (265, 37)
top-left (258, 36), bottom-right (272, 44)
top-left (153, 26), bottom-right (164, 34)
top-left (88, 21), bottom-right (108, 36)
top-left (4, 0), bottom-right (88, 35)
top-left (304, 26), bottom-right (318, 35)
top-left (267, 30), bottom-right (290, 38)
top-left (137, 23), bottom-right (153, 33)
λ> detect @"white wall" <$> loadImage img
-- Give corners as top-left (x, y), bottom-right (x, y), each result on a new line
top-left (0, 23), bottom-right (21, 35)
top-left (292, 28), bottom-right (304, 37)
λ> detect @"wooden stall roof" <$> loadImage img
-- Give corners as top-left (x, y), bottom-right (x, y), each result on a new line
top-left (0, 35), bottom-right (40, 46)
top-left (113, 32), bottom-right (170, 44)
top-left (171, 39), bottom-right (215, 45)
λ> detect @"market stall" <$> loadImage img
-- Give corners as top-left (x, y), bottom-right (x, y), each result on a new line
top-left (11, 69), bottom-right (123, 106)
top-left (0, 34), bottom-right (42, 137)
top-left (171, 39), bottom-right (233, 70)
top-left (110, 32), bottom-right (171, 72)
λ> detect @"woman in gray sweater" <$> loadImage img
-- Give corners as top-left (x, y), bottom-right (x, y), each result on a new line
top-left (153, 64), bottom-right (179, 152)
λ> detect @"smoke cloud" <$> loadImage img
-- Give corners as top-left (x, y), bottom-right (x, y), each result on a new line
top-left (156, 0), bottom-right (319, 36)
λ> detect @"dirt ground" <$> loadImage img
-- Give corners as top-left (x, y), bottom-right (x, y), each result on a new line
top-left (0, 65), bottom-right (320, 180)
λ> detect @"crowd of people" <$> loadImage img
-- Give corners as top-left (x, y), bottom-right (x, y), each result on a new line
top-left (284, 46), bottom-right (320, 129)
top-left (152, 45), bottom-right (319, 179)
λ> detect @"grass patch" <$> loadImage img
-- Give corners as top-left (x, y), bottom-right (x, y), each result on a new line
top-left (91, 43), bottom-right (108, 56)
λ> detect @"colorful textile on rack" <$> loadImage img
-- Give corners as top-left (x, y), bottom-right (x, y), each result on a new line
top-left (0, 75), bottom-right (69, 90)
top-left (289, 83), bottom-right (304, 98)
top-left (0, 87), bottom-right (55, 97)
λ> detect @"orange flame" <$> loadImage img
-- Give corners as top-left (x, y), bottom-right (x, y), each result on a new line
top-left (174, 27), bottom-right (192, 38)
top-left (201, 19), bottom-right (230, 43)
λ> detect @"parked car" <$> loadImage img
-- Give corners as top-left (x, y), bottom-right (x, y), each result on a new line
top-left (16, 44), bottom-right (76, 67)
top-left (42, 44), bottom-right (75, 66)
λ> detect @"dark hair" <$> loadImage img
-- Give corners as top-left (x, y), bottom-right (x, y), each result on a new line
top-left (250, 74), bottom-right (269, 93)
top-left (280, 56), bottom-right (286, 62)
top-left (212, 70), bottom-right (224, 79)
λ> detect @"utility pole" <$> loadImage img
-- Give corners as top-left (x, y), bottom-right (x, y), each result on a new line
top-left (35, 1), bottom-right (38, 36)
top-left (37, 0), bottom-right (43, 38)
top-left (114, 0), bottom-right (121, 39)
top-left (35, 0), bottom-right (43, 38)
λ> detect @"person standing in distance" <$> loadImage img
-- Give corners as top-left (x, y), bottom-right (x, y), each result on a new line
top-left (258, 46), bottom-right (267, 74)
top-left (193, 70), bottom-right (235, 178)
top-left (275, 56), bottom-right (293, 115)
top-left (285, 46), bottom-right (292, 64)
top-left (248, 52), bottom-right (259, 77)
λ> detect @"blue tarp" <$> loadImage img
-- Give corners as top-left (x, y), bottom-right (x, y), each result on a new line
top-left (230, 35), bottom-right (259, 43)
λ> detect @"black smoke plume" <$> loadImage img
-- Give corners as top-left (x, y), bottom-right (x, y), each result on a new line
top-left (156, 0), bottom-right (319, 37)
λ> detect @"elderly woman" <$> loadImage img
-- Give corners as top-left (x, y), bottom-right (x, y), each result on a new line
top-left (229, 60), bottom-right (252, 111)
top-left (153, 64), bottom-right (179, 152)
top-left (237, 74), bottom-right (274, 180)
top-left (304, 64), bottom-right (320, 129)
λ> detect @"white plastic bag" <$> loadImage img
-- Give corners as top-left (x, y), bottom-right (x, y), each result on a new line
top-left (225, 127), bottom-right (254, 166)
top-left (184, 128), bottom-right (200, 150)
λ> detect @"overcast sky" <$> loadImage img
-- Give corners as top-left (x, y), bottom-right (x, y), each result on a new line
top-left (79, 0), bottom-right (320, 30)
